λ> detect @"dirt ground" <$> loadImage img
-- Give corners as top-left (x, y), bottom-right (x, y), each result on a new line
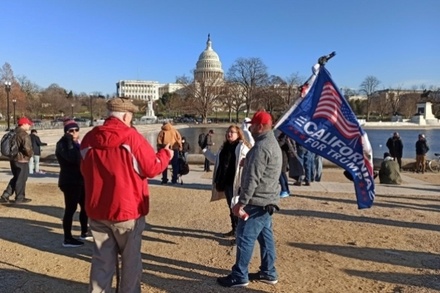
top-left (0, 166), bottom-right (439, 293)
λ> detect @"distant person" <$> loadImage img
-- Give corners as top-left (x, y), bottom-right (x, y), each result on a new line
top-left (241, 117), bottom-right (255, 147)
top-left (217, 111), bottom-right (281, 288)
top-left (55, 120), bottom-right (90, 247)
top-left (415, 133), bottom-right (429, 173)
top-left (181, 136), bottom-right (190, 162)
top-left (386, 132), bottom-right (403, 171)
top-left (277, 132), bottom-right (292, 198)
top-left (80, 97), bottom-right (173, 292)
top-left (156, 122), bottom-right (182, 184)
top-left (203, 129), bottom-right (215, 172)
top-left (379, 152), bottom-right (402, 184)
top-left (313, 154), bottom-right (323, 182)
top-left (293, 142), bottom-right (312, 186)
top-left (203, 125), bottom-right (251, 238)
top-left (0, 117), bottom-right (33, 204)
top-left (29, 129), bottom-right (47, 174)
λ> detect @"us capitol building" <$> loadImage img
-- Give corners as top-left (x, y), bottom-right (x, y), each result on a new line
top-left (115, 34), bottom-right (224, 119)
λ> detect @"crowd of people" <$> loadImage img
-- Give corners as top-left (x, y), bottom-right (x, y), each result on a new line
top-left (0, 102), bottom-right (436, 290)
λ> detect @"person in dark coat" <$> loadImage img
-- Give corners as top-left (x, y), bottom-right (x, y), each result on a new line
top-left (181, 136), bottom-right (190, 162)
top-left (29, 129), bottom-right (47, 174)
top-left (386, 132), bottom-right (403, 170)
top-left (55, 119), bottom-right (90, 247)
top-left (415, 133), bottom-right (429, 173)
top-left (277, 132), bottom-right (293, 198)
top-left (203, 129), bottom-right (215, 172)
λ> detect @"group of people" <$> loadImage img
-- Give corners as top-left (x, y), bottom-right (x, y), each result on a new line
top-left (9, 106), bottom-right (438, 290)
top-left (379, 132), bottom-right (430, 184)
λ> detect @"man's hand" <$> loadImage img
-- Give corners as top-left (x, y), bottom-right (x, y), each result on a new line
top-left (232, 203), bottom-right (244, 217)
top-left (163, 144), bottom-right (174, 160)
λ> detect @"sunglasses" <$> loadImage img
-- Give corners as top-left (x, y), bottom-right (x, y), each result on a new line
top-left (68, 128), bottom-right (79, 133)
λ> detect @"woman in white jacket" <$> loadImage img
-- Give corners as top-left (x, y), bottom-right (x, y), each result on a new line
top-left (204, 125), bottom-right (252, 238)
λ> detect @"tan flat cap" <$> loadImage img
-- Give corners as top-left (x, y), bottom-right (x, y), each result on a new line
top-left (107, 97), bottom-right (139, 113)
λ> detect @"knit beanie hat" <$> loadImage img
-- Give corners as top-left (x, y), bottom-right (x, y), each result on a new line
top-left (64, 119), bottom-right (80, 133)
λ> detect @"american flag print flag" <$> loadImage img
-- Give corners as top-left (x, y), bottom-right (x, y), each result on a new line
top-left (275, 66), bottom-right (375, 209)
top-left (313, 82), bottom-right (359, 139)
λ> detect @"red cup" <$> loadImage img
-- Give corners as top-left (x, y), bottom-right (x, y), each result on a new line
top-left (239, 208), bottom-right (249, 221)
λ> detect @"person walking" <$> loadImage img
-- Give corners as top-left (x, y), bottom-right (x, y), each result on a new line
top-left (156, 122), bottom-right (182, 184)
top-left (203, 129), bottom-right (215, 172)
top-left (217, 111), bottom-right (282, 287)
top-left (415, 133), bottom-right (429, 173)
top-left (386, 132), bottom-right (404, 171)
top-left (0, 117), bottom-right (33, 204)
top-left (29, 129), bottom-right (47, 174)
top-left (56, 119), bottom-right (90, 248)
top-left (80, 97), bottom-right (173, 293)
top-left (203, 125), bottom-right (251, 238)
top-left (181, 136), bottom-right (190, 162)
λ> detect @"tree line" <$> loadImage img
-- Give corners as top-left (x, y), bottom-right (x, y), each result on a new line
top-left (1, 60), bottom-right (439, 124)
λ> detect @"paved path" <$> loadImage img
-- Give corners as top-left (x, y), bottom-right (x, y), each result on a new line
top-left (1, 124), bottom-right (439, 198)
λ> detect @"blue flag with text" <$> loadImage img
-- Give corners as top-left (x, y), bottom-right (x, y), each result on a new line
top-left (276, 66), bottom-right (375, 209)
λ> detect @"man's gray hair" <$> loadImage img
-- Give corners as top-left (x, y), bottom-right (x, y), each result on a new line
top-left (108, 111), bottom-right (126, 120)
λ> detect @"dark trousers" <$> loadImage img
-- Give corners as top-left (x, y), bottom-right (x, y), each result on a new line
top-left (224, 184), bottom-right (238, 232)
top-left (60, 184), bottom-right (88, 240)
top-left (394, 157), bottom-right (402, 170)
top-left (2, 161), bottom-right (30, 201)
top-left (162, 149), bottom-right (179, 183)
top-left (204, 158), bottom-right (211, 171)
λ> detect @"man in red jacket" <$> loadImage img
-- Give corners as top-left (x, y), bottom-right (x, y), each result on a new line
top-left (80, 96), bottom-right (173, 293)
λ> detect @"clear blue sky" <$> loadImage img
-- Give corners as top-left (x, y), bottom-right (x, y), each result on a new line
top-left (1, 0), bottom-right (439, 96)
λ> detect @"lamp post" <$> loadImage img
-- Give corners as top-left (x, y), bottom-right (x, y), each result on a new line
top-left (71, 103), bottom-right (74, 118)
top-left (90, 95), bottom-right (94, 126)
top-left (4, 81), bottom-right (11, 131)
top-left (12, 99), bottom-right (16, 126)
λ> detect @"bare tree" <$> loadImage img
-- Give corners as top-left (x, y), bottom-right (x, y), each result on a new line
top-left (177, 74), bottom-right (222, 123)
top-left (218, 81), bottom-right (246, 122)
top-left (359, 76), bottom-right (381, 121)
top-left (226, 57), bottom-right (268, 114)
top-left (398, 94), bottom-right (420, 118)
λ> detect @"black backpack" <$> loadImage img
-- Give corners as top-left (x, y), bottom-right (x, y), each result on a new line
top-left (198, 133), bottom-right (206, 148)
top-left (1, 130), bottom-right (18, 159)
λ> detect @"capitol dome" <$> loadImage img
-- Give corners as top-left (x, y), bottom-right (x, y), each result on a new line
top-left (194, 34), bottom-right (224, 82)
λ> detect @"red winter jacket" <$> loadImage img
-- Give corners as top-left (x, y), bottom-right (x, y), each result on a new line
top-left (80, 117), bottom-right (170, 221)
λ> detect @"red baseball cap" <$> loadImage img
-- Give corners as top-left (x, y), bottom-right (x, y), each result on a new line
top-left (247, 111), bottom-right (272, 125)
top-left (17, 117), bottom-right (33, 126)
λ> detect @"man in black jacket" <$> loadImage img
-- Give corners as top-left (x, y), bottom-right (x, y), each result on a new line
top-left (386, 132), bottom-right (403, 171)
top-left (29, 129), bottom-right (47, 174)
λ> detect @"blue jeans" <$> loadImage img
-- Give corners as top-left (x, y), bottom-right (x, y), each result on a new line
top-left (314, 155), bottom-right (323, 182)
top-left (279, 172), bottom-right (290, 193)
top-left (231, 205), bottom-right (277, 282)
top-left (29, 155), bottom-right (40, 174)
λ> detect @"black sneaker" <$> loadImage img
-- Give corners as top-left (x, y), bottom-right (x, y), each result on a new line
top-left (63, 238), bottom-right (84, 248)
top-left (79, 233), bottom-right (94, 241)
top-left (248, 272), bottom-right (278, 285)
top-left (217, 275), bottom-right (248, 287)
top-left (14, 198), bottom-right (32, 204)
